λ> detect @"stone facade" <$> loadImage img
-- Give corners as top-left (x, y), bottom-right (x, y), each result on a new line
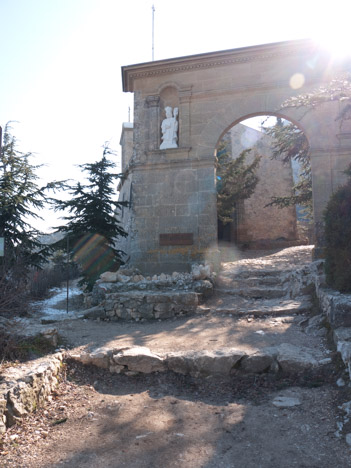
top-left (117, 39), bottom-right (351, 273)
top-left (220, 124), bottom-right (297, 246)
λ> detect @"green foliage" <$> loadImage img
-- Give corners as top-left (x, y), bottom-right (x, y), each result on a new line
top-left (0, 123), bottom-right (63, 270)
top-left (282, 73), bottom-right (351, 119)
top-left (324, 166), bottom-right (351, 292)
top-left (216, 142), bottom-right (260, 224)
top-left (263, 119), bottom-right (312, 217)
top-left (0, 123), bottom-right (64, 315)
top-left (54, 144), bottom-right (128, 290)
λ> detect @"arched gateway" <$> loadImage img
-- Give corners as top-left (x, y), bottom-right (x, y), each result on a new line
top-left (118, 39), bottom-right (351, 274)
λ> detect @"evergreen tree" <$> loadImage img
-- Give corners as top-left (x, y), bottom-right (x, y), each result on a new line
top-left (324, 165), bottom-right (351, 292)
top-left (0, 123), bottom-right (62, 270)
top-left (216, 142), bottom-right (260, 224)
top-left (0, 123), bottom-right (63, 314)
top-left (281, 73), bottom-right (351, 119)
top-left (263, 119), bottom-right (312, 217)
top-left (54, 144), bottom-right (128, 290)
top-left (263, 74), bottom-right (351, 221)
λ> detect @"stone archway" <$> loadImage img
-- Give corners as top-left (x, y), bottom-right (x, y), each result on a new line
top-left (119, 39), bottom-right (351, 274)
top-left (215, 113), bottom-right (314, 249)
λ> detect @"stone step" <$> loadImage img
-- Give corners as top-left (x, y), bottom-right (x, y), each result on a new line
top-left (70, 343), bottom-right (330, 378)
top-left (216, 275), bottom-right (287, 289)
top-left (215, 286), bottom-right (288, 299)
top-left (226, 268), bottom-right (292, 279)
top-left (213, 299), bottom-right (312, 317)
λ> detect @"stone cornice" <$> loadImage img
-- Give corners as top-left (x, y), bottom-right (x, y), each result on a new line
top-left (122, 39), bottom-right (323, 92)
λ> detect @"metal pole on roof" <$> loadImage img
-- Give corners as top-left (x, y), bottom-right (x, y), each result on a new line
top-left (152, 4), bottom-right (155, 61)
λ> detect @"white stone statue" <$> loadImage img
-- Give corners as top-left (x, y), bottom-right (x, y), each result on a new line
top-left (160, 106), bottom-right (178, 149)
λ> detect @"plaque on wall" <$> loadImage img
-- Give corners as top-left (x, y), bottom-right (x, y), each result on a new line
top-left (159, 233), bottom-right (193, 246)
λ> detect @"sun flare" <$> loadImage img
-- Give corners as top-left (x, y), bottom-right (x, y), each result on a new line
top-left (310, 1), bottom-right (351, 60)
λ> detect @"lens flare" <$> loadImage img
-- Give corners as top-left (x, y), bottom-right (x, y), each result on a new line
top-left (289, 73), bottom-right (305, 90)
top-left (73, 233), bottom-right (118, 281)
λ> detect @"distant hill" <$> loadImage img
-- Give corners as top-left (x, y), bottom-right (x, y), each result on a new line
top-left (38, 231), bottom-right (65, 245)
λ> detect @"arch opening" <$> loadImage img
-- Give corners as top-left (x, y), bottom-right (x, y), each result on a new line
top-left (215, 114), bottom-right (314, 251)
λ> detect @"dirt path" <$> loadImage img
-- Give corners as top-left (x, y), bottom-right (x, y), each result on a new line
top-left (2, 361), bottom-right (350, 467)
top-left (1, 246), bottom-right (351, 467)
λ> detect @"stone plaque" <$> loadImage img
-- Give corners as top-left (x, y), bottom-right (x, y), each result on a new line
top-left (159, 233), bottom-right (193, 246)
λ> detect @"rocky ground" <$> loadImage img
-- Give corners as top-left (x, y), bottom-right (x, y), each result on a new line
top-left (1, 246), bottom-right (351, 467)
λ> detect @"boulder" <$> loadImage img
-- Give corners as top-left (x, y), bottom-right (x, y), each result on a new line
top-left (240, 352), bottom-right (274, 373)
top-left (191, 264), bottom-right (211, 281)
top-left (266, 343), bottom-right (319, 374)
top-left (113, 347), bottom-right (166, 373)
top-left (83, 305), bottom-right (106, 319)
top-left (99, 271), bottom-right (119, 283)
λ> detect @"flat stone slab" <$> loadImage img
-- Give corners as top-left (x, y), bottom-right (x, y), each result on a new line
top-left (166, 349), bottom-right (245, 376)
top-left (215, 287), bottom-right (287, 299)
top-left (215, 299), bottom-right (312, 317)
top-left (272, 396), bottom-right (302, 408)
top-left (112, 347), bottom-right (166, 373)
top-left (70, 342), bottom-right (329, 378)
top-left (265, 343), bottom-right (320, 374)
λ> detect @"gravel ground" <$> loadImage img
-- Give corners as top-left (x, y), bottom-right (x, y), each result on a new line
top-left (1, 361), bottom-right (351, 468)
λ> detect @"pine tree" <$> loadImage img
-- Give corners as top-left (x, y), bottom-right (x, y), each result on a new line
top-left (324, 165), bottom-right (351, 292)
top-left (0, 123), bottom-right (62, 269)
top-left (216, 142), bottom-right (260, 224)
top-left (263, 119), bottom-right (312, 217)
top-left (0, 123), bottom-right (63, 314)
top-left (54, 144), bottom-right (128, 290)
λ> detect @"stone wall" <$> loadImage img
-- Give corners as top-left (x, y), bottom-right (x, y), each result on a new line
top-left (285, 260), bottom-right (351, 379)
top-left (0, 353), bottom-right (64, 433)
top-left (84, 265), bottom-right (213, 321)
top-left (120, 122), bottom-right (133, 172)
top-left (227, 124), bottom-right (297, 245)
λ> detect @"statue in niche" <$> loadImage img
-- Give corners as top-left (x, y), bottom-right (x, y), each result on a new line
top-left (160, 106), bottom-right (178, 150)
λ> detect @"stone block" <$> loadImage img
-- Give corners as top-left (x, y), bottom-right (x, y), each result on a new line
top-left (83, 306), bottom-right (106, 319)
top-left (240, 353), bottom-right (275, 373)
top-left (176, 292), bottom-right (198, 307)
top-left (154, 303), bottom-right (175, 319)
top-left (333, 327), bottom-right (351, 344)
top-left (146, 294), bottom-right (171, 304)
top-left (138, 304), bottom-right (154, 319)
top-left (337, 341), bottom-right (351, 366)
top-left (99, 271), bottom-right (119, 282)
top-left (112, 347), bottom-right (166, 373)
top-left (166, 349), bottom-right (245, 376)
top-left (89, 348), bottom-right (112, 369)
top-left (266, 343), bottom-right (319, 374)
top-left (332, 297), bottom-right (351, 328)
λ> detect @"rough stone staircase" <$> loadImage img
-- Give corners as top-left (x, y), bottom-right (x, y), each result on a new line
top-left (1, 247), bottom-right (339, 433)
top-left (68, 248), bottom-right (332, 380)
top-left (211, 252), bottom-right (314, 317)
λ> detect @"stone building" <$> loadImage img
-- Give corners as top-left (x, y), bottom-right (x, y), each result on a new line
top-left (119, 121), bottom-right (299, 256)
top-left (116, 39), bottom-right (351, 274)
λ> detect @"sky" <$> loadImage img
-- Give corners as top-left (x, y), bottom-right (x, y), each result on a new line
top-left (0, 0), bottom-right (350, 232)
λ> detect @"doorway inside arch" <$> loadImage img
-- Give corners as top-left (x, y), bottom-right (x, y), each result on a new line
top-left (216, 115), bottom-right (314, 250)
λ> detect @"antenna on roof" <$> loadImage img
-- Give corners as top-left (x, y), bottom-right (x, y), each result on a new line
top-left (152, 4), bottom-right (155, 61)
